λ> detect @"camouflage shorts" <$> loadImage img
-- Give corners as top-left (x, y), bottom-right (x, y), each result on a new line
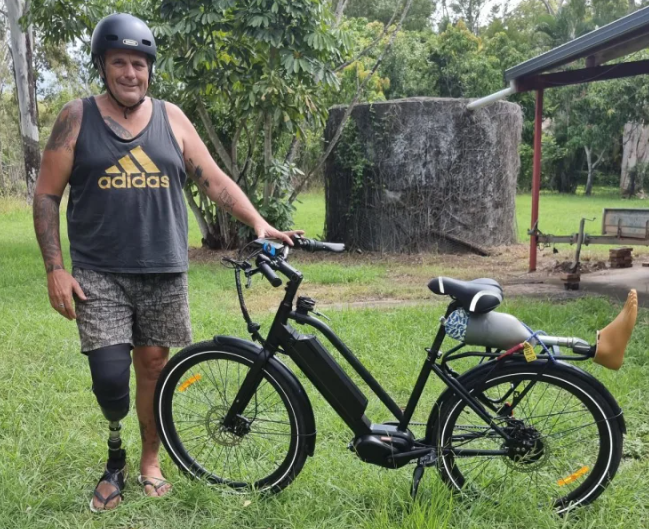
top-left (73, 268), bottom-right (193, 353)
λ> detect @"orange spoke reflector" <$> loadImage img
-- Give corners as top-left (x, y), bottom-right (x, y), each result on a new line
top-left (178, 374), bottom-right (202, 392)
top-left (557, 466), bottom-right (589, 486)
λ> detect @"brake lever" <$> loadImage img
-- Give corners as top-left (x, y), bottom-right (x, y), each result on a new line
top-left (312, 309), bottom-right (331, 322)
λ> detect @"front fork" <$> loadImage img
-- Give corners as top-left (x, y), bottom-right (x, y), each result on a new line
top-left (223, 265), bottom-right (303, 429)
top-left (220, 346), bottom-right (275, 428)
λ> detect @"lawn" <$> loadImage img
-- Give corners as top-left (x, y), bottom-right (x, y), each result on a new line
top-left (1, 190), bottom-right (648, 529)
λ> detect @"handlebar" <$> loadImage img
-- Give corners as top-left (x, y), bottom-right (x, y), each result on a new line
top-left (293, 236), bottom-right (345, 253)
top-left (240, 236), bottom-right (346, 288)
top-left (256, 256), bottom-right (283, 287)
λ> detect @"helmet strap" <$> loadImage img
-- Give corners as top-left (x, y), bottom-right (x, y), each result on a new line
top-left (98, 55), bottom-right (147, 119)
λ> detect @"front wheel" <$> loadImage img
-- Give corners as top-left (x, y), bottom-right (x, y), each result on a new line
top-left (430, 361), bottom-right (623, 513)
top-left (155, 341), bottom-right (310, 493)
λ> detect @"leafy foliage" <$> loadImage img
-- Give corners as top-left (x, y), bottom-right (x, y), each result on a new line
top-left (343, 0), bottom-right (434, 31)
top-left (8, 0), bottom-right (649, 206)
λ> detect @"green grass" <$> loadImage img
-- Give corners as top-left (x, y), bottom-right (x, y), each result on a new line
top-left (287, 187), bottom-right (649, 263)
top-left (516, 186), bottom-right (649, 257)
top-left (290, 187), bottom-right (649, 249)
top-left (292, 189), bottom-right (327, 239)
top-left (1, 193), bottom-right (649, 528)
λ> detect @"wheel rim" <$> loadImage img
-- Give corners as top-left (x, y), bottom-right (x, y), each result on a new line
top-left (438, 372), bottom-right (613, 512)
top-left (168, 355), bottom-right (298, 489)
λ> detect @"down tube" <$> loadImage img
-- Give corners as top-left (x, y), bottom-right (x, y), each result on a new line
top-left (290, 312), bottom-right (405, 423)
top-left (283, 325), bottom-right (373, 435)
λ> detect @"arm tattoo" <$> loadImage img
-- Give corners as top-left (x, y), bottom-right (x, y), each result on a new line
top-left (103, 117), bottom-right (134, 139)
top-left (45, 102), bottom-right (82, 153)
top-left (186, 157), bottom-right (210, 189)
top-left (218, 188), bottom-right (237, 213)
top-left (33, 194), bottom-right (64, 273)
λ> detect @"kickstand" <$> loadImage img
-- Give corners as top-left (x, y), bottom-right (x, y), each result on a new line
top-left (410, 450), bottom-right (437, 500)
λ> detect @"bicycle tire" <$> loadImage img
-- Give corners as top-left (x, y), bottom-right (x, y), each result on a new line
top-left (429, 360), bottom-right (623, 513)
top-left (154, 340), bottom-right (310, 493)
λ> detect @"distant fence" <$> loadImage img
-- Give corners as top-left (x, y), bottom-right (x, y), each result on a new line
top-left (0, 164), bottom-right (27, 196)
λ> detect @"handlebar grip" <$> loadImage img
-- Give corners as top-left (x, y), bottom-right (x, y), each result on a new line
top-left (294, 236), bottom-right (345, 253)
top-left (321, 242), bottom-right (345, 252)
top-left (258, 261), bottom-right (282, 287)
top-left (276, 259), bottom-right (300, 279)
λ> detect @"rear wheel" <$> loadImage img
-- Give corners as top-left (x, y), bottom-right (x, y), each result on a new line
top-left (155, 341), bottom-right (310, 492)
top-left (431, 361), bottom-right (623, 513)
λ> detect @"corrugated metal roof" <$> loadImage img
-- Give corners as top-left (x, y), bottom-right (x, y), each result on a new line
top-left (504, 6), bottom-right (649, 82)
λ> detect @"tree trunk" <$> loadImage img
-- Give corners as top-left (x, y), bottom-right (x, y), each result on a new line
top-left (334, 0), bottom-right (350, 25)
top-left (183, 184), bottom-right (218, 247)
top-left (263, 112), bottom-right (272, 206)
top-left (6, 0), bottom-right (39, 202)
top-left (584, 146), bottom-right (594, 196)
top-left (0, 134), bottom-right (4, 194)
top-left (0, 111), bottom-right (4, 193)
top-left (0, 31), bottom-right (5, 193)
top-left (621, 122), bottom-right (649, 197)
top-left (584, 146), bottom-right (604, 196)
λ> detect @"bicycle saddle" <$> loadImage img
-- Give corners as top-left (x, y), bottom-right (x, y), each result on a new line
top-left (428, 277), bottom-right (503, 314)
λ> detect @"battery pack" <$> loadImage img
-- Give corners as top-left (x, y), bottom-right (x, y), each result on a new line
top-left (285, 330), bottom-right (371, 434)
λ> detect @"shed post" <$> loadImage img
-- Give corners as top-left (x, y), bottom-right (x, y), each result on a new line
top-left (529, 88), bottom-right (544, 272)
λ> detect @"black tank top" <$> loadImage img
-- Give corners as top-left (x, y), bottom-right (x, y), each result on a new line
top-left (67, 97), bottom-right (188, 273)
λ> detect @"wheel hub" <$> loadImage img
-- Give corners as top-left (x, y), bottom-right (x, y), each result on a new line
top-left (205, 406), bottom-right (251, 447)
top-left (503, 424), bottom-right (548, 470)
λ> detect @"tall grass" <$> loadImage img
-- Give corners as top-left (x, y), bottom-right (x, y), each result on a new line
top-left (1, 192), bottom-right (647, 528)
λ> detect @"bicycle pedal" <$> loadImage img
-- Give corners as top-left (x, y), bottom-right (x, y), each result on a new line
top-left (419, 450), bottom-right (438, 467)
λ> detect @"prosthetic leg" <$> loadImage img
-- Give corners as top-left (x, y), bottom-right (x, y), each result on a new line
top-left (87, 344), bottom-right (132, 512)
top-left (89, 409), bottom-right (129, 512)
top-left (106, 417), bottom-right (127, 473)
top-left (594, 289), bottom-right (638, 370)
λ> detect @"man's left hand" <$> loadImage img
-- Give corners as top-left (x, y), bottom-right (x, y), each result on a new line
top-left (254, 222), bottom-right (304, 246)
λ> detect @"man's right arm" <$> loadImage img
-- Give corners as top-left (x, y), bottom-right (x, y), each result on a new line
top-left (33, 99), bottom-right (86, 320)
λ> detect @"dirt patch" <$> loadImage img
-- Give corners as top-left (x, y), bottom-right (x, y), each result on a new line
top-left (189, 243), bottom-right (532, 274)
top-left (190, 243), bottom-right (603, 310)
top-left (545, 260), bottom-right (608, 274)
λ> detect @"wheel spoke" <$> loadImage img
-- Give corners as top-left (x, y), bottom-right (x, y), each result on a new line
top-left (164, 352), bottom-right (298, 490)
top-left (435, 367), bottom-right (616, 511)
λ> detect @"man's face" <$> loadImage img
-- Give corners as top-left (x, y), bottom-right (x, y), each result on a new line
top-left (102, 49), bottom-right (150, 107)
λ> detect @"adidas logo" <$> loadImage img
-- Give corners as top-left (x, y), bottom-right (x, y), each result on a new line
top-left (98, 146), bottom-right (170, 190)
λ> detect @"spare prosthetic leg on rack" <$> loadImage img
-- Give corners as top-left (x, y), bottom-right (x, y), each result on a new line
top-left (593, 289), bottom-right (638, 370)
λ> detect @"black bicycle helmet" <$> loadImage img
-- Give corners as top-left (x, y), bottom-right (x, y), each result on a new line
top-left (91, 13), bottom-right (157, 65)
top-left (91, 13), bottom-right (157, 117)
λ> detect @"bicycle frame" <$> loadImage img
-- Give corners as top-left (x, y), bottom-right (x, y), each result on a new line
top-left (222, 258), bottom-right (516, 446)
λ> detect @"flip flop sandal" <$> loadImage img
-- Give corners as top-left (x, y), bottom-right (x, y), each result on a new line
top-left (137, 475), bottom-right (172, 497)
top-left (89, 467), bottom-right (127, 513)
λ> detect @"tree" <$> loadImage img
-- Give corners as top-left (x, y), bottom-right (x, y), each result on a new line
top-left (439, 0), bottom-right (489, 34)
top-left (0, 13), bottom-right (7, 190)
top-left (344, 0), bottom-right (434, 31)
top-left (429, 20), bottom-right (502, 97)
top-left (379, 28), bottom-right (437, 99)
top-left (151, 0), bottom-right (347, 248)
top-left (5, 0), bottom-right (39, 200)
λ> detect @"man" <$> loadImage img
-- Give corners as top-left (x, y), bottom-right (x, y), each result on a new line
top-left (32, 13), bottom-right (301, 512)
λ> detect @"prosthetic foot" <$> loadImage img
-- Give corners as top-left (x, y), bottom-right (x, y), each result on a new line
top-left (90, 421), bottom-right (127, 513)
top-left (594, 290), bottom-right (638, 370)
